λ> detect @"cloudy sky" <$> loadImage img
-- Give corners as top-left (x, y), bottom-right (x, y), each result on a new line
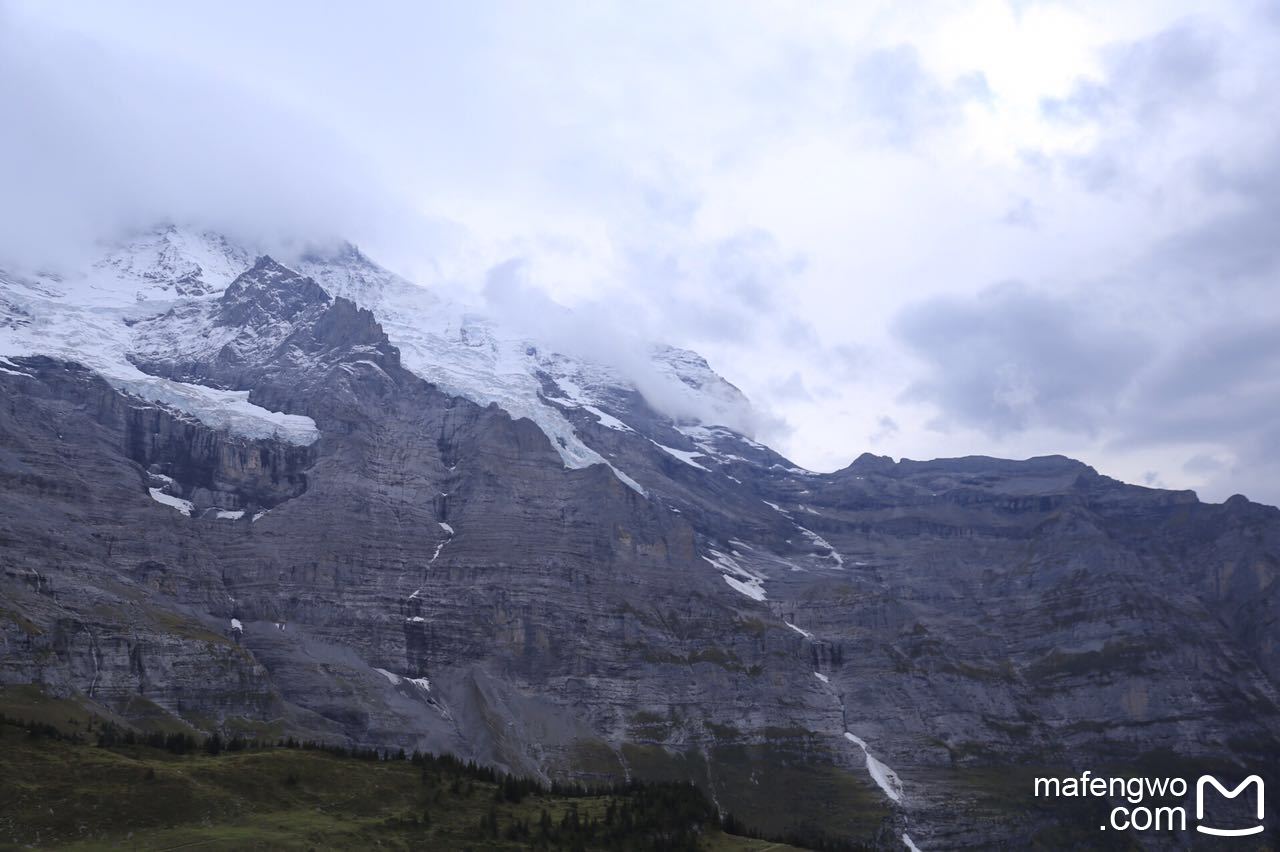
top-left (4, 0), bottom-right (1279, 505)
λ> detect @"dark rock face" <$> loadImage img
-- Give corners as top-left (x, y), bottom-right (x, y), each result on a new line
top-left (2, 256), bottom-right (1279, 849)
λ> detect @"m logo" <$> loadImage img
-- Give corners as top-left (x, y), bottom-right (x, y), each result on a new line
top-left (1196, 775), bottom-right (1265, 837)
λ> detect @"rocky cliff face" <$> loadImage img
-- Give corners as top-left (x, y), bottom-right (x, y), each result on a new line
top-left (1, 231), bottom-right (1278, 849)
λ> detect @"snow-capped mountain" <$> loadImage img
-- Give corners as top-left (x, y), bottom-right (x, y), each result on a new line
top-left (0, 224), bottom-right (758, 480)
top-left (0, 226), bottom-right (316, 442)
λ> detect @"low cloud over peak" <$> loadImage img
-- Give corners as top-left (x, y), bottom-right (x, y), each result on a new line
top-left (4, 0), bottom-right (1278, 505)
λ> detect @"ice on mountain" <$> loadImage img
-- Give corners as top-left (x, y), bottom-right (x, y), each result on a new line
top-left (866, 753), bottom-right (904, 803)
top-left (124, 376), bottom-right (319, 445)
top-left (604, 462), bottom-right (646, 496)
top-left (653, 441), bottom-right (709, 471)
top-left (373, 667), bottom-right (430, 692)
top-left (723, 575), bottom-right (766, 601)
top-left (3, 226), bottom-right (760, 483)
top-left (786, 622), bottom-right (814, 639)
top-left (798, 526), bottom-right (845, 567)
top-left (703, 548), bottom-right (767, 601)
top-left (0, 356), bottom-right (31, 377)
top-left (292, 243), bottom-right (757, 475)
top-left (0, 227), bottom-right (319, 446)
top-left (544, 376), bottom-right (635, 432)
top-left (148, 488), bottom-right (194, 516)
top-left (843, 731), bottom-right (904, 803)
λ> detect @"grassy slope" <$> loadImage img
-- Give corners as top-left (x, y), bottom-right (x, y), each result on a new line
top-left (0, 720), bottom-right (805, 851)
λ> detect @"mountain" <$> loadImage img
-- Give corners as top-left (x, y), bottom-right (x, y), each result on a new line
top-left (1, 226), bottom-right (1277, 849)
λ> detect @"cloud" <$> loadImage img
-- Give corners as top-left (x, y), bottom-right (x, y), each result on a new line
top-left (893, 282), bottom-right (1150, 435)
top-left (894, 290), bottom-right (1280, 505)
top-left (1193, 423), bottom-right (1280, 507)
top-left (1041, 21), bottom-right (1220, 128)
top-left (0, 5), bottom-right (429, 272)
top-left (1034, 16), bottom-right (1251, 197)
top-left (709, 229), bottom-right (808, 311)
top-left (769, 371), bottom-right (813, 402)
top-left (1154, 148), bottom-right (1280, 285)
top-left (848, 44), bottom-right (991, 145)
top-left (1109, 319), bottom-right (1280, 468)
top-left (1183, 453), bottom-right (1227, 476)
top-left (869, 415), bottom-right (899, 444)
top-left (480, 257), bottom-right (768, 436)
top-left (999, 198), bottom-right (1038, 228)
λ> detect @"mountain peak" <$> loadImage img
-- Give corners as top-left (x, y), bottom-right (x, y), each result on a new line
top-left (217, 257), bottom-right (331, 329)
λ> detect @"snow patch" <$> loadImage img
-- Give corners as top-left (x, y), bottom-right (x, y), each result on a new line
top-left (843, 732), bottom-right (867, 749)
top-left (723, 574), bottom-right (766, 601)
top-left (215, 509), bottom-right (245, 520)
top-left (0, 357), bottom-right (31, 377)
top-left (903, 834), bottom-right (922, 852)
top-left (374, 667), bottom-right (430, 692)
top-left (148, 488), bottom-right (193, 516)
top-left (786, 622), bottom-right (814, 640)
top-left (814, 672), bottom-right (830, 684)
top-left (798, 526), bottom-right (845, 568)
top-left (544, 383), bottom-right (635, 433)
top-left (582, 405), bottom-right (631, 431)
top-left (843, 732), bottom-right (903, 803)
top-left (866, 754), bottom-right (903, 803)
top-left (230, 618), bottom-right (243, 632)
top-left (438, 521), bottom-right (454, 535)
top-left (605, 462), bottom-right (646, 496)
top-left (652, 441), bottom-right (709, 471)
top-left (703, 549), bottom-right (767, 602)
top-left (121, 377), bottom-right (319, 445)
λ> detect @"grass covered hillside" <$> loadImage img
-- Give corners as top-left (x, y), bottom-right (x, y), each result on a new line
top-left (0, 705), bottom-right (835, 851)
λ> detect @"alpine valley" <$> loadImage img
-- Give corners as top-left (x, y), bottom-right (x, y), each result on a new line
top-left (1, 226), bottom-right (1277, 849)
